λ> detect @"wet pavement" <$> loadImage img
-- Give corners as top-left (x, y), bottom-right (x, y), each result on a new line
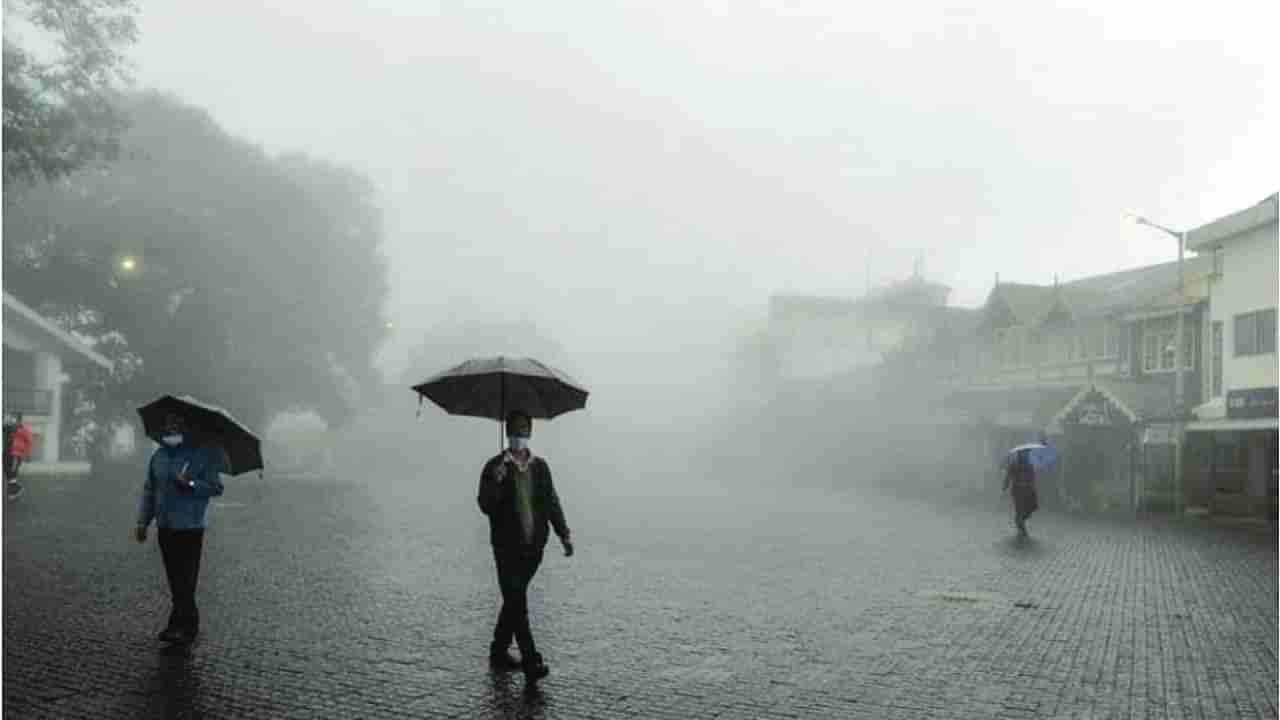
top-left (4, 465), bottom-right (1277, 719)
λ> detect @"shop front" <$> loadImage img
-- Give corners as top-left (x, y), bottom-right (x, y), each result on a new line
top-left (1187, 387), bottom-right (1279, 520)
top-left (1057, 387), bottom-right (1139, 512)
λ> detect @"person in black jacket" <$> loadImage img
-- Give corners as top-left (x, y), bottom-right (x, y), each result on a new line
top-left (478, 410), bottom-right (573, 682)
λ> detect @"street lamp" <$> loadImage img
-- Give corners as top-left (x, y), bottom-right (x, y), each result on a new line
top-left (1133, 214), bottom-right (1188, 514)
top-left (119, 256), bottom-right (138, 273)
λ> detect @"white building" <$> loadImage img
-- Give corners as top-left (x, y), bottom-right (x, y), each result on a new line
top-left (1186, 192), bottom-right (1278, 518)
top-left (3, 292), bottom-right (113, 471)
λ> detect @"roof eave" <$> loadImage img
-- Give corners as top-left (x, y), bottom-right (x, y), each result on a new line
top-left (1186, 193), bottom-right (1279, 250)
top-left (2, 293), bottom-right (114, 371)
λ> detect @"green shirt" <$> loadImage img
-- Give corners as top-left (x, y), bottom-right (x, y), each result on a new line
top-left (513, 464), bottom-right (535, 544)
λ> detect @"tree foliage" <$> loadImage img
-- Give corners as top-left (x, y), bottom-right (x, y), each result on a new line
top-left (3, 91), bottom-right (389, 451)
top-left (2, 0), bottom-right (138, 187)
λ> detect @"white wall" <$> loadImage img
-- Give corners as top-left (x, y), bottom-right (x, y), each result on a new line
top-left (1210, 220), bottom-right (1279, 396)
top-left (5, 312), bottom-right (70, 463)
top-left (3, 322), bottom-right (39, 353)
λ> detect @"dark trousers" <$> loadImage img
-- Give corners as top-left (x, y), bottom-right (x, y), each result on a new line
top-left (4, 453), bottom-right (21, 482)
top-left (158, 529), bottom-right (205, 631)
top-left (1013, 485), bottom-right (1038, 529)
top-left (492, 546), bottom-right (543, 664)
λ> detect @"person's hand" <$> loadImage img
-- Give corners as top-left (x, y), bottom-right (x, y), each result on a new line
top-left (175, 468), bottom-right (194, 494)
top-left (133, 526), bottom-right (147, 544)
top-left (491, 462), bottom-right (508, 483)
top-left (561, 535), bottom-right (574, 558)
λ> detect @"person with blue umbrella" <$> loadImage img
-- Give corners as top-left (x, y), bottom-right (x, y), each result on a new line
top-left (1003, 436), bottom-right (1051, 537)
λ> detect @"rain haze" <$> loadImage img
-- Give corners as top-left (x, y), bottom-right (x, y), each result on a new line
top-left (122, 1), bottom-right (1277, 491)
top-left (3, 1), bottom-right (1277, 717)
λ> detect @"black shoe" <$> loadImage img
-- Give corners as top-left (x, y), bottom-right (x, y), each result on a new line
top-left (489, 650), bottom-right (521, 671)
top-left (169, 625), bottom-right (199, 644)
top-left (158, 627), bottom-right (183, 643)
top-left (522, 659), bottom-right (549, 682)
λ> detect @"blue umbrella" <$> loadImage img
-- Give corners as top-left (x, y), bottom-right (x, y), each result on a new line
top-left (1003, 443), bottom-right (1057, 472)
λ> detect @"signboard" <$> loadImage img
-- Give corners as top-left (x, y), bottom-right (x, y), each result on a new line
top-left (1064, 389), bottom-right (1124, 428)
top-left (1226, 387), bottom-right (1278, 420)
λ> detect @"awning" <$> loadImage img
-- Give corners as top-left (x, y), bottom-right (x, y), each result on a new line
top-left (1186, 417), bottom-right (1279, 432)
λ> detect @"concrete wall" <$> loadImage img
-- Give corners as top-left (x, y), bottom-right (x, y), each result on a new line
top-left (1209, 220), bottom-right (1279, 396)
top-left (4, 311), bottom-right (68, 463)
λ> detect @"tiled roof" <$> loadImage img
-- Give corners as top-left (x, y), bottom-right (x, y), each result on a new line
top-left (982, 256), bottom-right (1212, 329)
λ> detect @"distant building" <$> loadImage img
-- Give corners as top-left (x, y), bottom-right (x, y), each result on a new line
top-left (936, 257), bottom-right (1213, 511)
top-left (1184, 192), bottom-right (1278, 520)
top-left (3, 292), bottom-right (113, 471)
top-left (765, 268), bottom-right (952, 389)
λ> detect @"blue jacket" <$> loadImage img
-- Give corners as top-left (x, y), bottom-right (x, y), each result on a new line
top-left (137, 444), bottom-right (226, 530)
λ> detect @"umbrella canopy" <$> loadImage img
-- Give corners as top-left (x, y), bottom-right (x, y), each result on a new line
top-left (137, 394), bottom-right (263, 476)
top-left (1003, 443), bottom-right (1057, 472)
top-left (411, 356), bottom-right (589, 421)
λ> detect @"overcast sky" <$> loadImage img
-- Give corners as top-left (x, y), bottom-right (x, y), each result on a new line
top-left (127, 1), bottom-right (1277, 381)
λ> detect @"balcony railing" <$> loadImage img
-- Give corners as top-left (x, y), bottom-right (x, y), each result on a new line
top-left (2, 386), bottom-right (53, 415)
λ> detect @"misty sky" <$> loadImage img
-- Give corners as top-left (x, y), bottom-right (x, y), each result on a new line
top-left (126, 1), bottom-right (1277, 382)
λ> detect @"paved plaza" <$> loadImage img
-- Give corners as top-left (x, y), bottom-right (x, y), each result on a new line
top-left (4, 466), bottom-right (1276, 719)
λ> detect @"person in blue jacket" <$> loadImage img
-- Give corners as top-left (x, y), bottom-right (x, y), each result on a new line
top-left (133, 413), bottom-right (225, 643)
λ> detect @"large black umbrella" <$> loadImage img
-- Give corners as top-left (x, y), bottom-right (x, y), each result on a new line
top-left (412, 356), bottom-right (589, 448)
top-left (137, 394), bottom-right (263, 477)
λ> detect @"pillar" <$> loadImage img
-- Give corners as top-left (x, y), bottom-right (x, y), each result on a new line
top-left (34, 351), bottom-right (64, 463)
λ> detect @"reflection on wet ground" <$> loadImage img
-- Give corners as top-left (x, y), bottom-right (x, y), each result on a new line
top-left (4, 470), bottom-right (1276, 718)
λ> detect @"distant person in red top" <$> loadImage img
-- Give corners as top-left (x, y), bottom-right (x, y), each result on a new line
top-left (4, 412), bottom-right (34, 500)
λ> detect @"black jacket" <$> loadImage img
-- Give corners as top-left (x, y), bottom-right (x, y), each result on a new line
top-left (477, 453), bottom-right (570, 551)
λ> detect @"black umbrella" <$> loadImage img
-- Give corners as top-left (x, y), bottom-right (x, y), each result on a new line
top-left (411, 356), bottom-right (589, 448)
top-left (137, 394), bottom-right (263, 477)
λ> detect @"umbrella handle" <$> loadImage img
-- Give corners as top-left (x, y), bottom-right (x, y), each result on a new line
top-left (499, 370), bottom-right (505, 453)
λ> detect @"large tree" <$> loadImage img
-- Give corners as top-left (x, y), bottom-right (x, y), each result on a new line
top-left (3, 91), bottom-right (389, 455)
top-left (2, 0), bottom-right (138, 187)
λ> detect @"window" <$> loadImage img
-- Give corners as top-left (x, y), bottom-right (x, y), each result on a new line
top-left (1090, 329), bottom-right (1105, 359)
top-left (1142, 315), bottom-right (1195, 372)
top-left (993, 329), bottom-right (1006, 367)
top-left (1212, 321), bottom-right (1223, 397)
top-left (1104, 325), bottom-right (1119, 358)
top-left (1235, 309), bottom-right (1277, 356)
top-left (1161, 336), bottom-right (1177, 370)
top-left (1064, 333), bottom-right (1076, 362)
top-left (1143, 333), bottom-right (1159, 373)
top-left (1212, 246), bottom-right (1224, 278)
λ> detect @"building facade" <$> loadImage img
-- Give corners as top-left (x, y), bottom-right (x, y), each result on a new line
top-left (935, 258), bottom-right (1212, 511)
top-left (1184, 193), bottom-right (1279, 519)
top-left (2, 292), bottom-right (113, 471)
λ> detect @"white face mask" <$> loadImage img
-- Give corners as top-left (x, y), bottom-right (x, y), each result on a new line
top-left (508, 436), bottom-right (530, 452)
top-left (161, 434), bottom-right (183, 447)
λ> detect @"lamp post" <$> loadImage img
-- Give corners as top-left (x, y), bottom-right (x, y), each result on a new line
top-left (1134, 215), bottom-right (1188, 514)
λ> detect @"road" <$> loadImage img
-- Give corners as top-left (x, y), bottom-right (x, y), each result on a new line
top-left (4, 462), bottom-right (1276, 719)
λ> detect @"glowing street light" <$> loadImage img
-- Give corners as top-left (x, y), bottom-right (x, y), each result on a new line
top-left (119, 256), bottom-right (138, 273)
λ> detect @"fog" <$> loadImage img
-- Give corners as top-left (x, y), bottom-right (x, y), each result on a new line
top-left (11, 1), bottom-right (1279, 499)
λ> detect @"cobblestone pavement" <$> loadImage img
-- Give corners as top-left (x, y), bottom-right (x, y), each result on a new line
top-left (4, 466), bottom-right (1276, 719)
